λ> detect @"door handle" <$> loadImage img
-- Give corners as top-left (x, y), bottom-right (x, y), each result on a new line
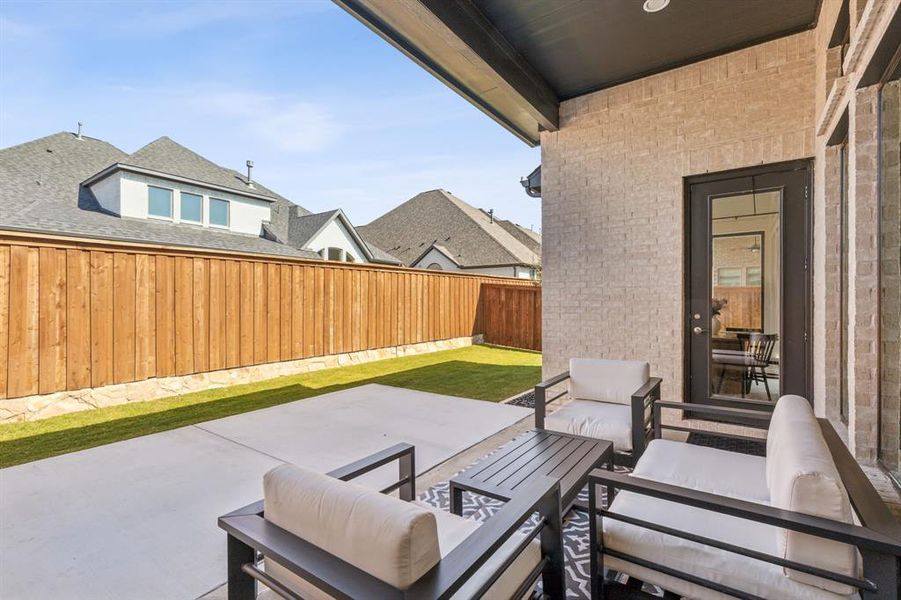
top-left (692, 326), bottom-right (708, 335)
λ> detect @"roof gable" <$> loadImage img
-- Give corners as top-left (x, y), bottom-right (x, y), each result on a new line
top-left (116, 136), bottom-right (284, 201)
top-left (359, 189), bottom-right (540, 268)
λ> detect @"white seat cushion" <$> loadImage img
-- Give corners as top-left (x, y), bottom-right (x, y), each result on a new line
top-left (569, 358), bottom-right (649, 405)
top-left (603, 491), bottom-right (857, 600)
top-left (632, 439), bottom-right (769, 503)
top-left (545, 399), bottom-right (633, 451)
top-left (766, 395), bottom-right (860, 595)
top-left (262, 464), bottom-right (440, 598)
top-left (412, 501), bottom-right (541, 599)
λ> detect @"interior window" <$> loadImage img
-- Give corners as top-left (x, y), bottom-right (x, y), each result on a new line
top-left (209, 198), bottom-right (229, 227)
top-left (180, 192), bottom-right (202, 223)
top-left (148, 186), bottom-right (173, 218)
top-left (715, 267), bottom-right (742, 287)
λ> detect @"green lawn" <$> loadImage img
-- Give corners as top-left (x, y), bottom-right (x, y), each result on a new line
top-left (0, 344), bottom-right (540, 468)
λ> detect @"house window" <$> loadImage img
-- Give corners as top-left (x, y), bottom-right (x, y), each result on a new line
top-left (427, 263), bottom-right (443, 270)
top-left (716, 267), bottom-right (742, 287)
top-left (148, 186), bottom-right (173, 219)
top-left (746, 266), bottom-right (761, 286)
top-left (326, 247), bottom-right (343, 261)
top-left (209, 197), bottom-right (229, 227)
top-left (180, 192), bottom-right (202, 223)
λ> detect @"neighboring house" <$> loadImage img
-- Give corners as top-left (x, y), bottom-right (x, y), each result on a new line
top-left (0, 131), bottom-right (401, 265)
top-left (359, 189), bottom-right (540, 279)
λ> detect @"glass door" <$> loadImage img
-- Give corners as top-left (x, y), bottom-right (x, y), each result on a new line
top-left (687, 164), bottom-right (810, 409)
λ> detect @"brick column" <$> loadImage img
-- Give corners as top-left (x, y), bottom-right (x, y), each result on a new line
top-left (879, 80), bottom-right (901, 472)
top-left (848, 85), bottom-right (881, 463)
top-left (816, 145), bottom-right (845, 421)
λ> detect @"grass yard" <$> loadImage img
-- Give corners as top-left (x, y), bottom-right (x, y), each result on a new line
top-left (0, 344), bottom-right (540, 468)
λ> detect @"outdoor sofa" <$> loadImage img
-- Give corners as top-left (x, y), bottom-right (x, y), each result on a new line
top-left (588, 395), bottom-right (901, 599)
top-left (535, 358), bottom-right (662, 467)
top-left (219, 443), bottom-right (567, 599)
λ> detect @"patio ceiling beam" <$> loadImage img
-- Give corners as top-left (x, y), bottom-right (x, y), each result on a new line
top-left (333, 0), bottom-right (559, 147)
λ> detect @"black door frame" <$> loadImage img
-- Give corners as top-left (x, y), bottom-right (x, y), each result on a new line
top-left (683, 159), bottom-right (813, 408)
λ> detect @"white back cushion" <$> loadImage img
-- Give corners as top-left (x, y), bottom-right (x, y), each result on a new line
top-left (766, 395), bottom-right (859, 595)
top-left (263, 464), bottom-right (440, 595)
top-left (569, 358), bottom-right (649, 405)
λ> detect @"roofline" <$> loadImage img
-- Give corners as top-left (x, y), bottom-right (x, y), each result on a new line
top-left (333, 0), bottom-right (556, 147)
top-left (334, 0), bottom-right (820, 147)
top-left (0, 223), bottom-right (318, 260)
top-left (410, 242), bottom-right (461, 268)
top-left (81, 163), bottom-right (280, 203)
top-left (302, 209), bottom-right (382, 263)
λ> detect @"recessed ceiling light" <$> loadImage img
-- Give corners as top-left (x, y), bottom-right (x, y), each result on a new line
top-left (643, 0), bottom-right (670, 13)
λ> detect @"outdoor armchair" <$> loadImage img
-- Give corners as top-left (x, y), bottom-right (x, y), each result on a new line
top-left (587, 395), bottom-right (901, 599)
top-left (219, 443), bottom-right (567, 599)
top-left (534, 359), bottom-right (662, 467)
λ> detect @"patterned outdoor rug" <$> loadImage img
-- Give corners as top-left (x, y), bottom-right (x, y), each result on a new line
top-left (418, 471), bottom-right (664, 598)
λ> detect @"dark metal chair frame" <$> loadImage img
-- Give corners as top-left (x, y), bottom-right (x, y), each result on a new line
top-left (586, 400), bottom-right (901, 600)
top-left (534, 371), bottom-right (663, 468)
top-left (219, 443), bottom-right (568, 600)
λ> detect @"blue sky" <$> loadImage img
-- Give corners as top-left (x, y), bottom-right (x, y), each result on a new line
top-left (0, 0), bottom-right (541, 228)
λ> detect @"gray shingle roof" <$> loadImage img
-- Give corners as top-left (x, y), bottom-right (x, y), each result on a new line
top-left (359, 189), bottom-right (540, 268)
top-left (287, 210), bottom-right (340, 248)
top-left (0, 132), bottom-right (319, 259)
top-left (120, 136), bottom-right (285, 201)
top-left (495, 218), bottom-right (541, 255)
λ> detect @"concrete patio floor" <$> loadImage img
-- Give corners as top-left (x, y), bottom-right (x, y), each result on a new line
top-left (0, 384), bottom-right (531, 600)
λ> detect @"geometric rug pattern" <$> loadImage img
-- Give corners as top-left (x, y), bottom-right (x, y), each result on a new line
top-left (417, 467), bottom-right (665, 598)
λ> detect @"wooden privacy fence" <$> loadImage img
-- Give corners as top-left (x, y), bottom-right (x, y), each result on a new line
top-left (479, 283), bottom-right (542, 351)
top-left (0, 232), bottom-right (538, 400)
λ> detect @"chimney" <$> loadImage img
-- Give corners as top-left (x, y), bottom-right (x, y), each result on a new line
top-left (488, 208), bottom-right (494, 224)
top-left (76, 122), bottom-right (83, 139)
top-left (245, 160), bottom-right (254, 187)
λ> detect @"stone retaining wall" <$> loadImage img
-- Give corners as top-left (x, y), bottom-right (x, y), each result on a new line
top-left (0, 335), bottom-right (483, 423)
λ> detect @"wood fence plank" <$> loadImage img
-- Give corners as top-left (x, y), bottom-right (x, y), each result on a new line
top-left (239, 262), bottom-right (254, 366)
top-left (225, 260), bottom-right (241, 368)
top-left (192, 259), bottom-right (209, 373)
top-left (291, 266), bottom-right (303, 359)
top-left (351, 270), bottom-right (361, 352)
top-left (389, 273), bottom-right (396, 347)
top-left (90, 251), bottom-right (114, 387)
top-left (38, 248), bottom-right (67, 394)
top-left (65, 249), bottom-right (91, 390)
top-left (174, 256), bottom-right (194, 375)
top-left (155, 255), bottom-right (175, 377)
top-left (334, 267), bottom-right (344, 354)
top-left (112, 253), bottom-right (136, 385)
top-left (267, 263), bottom-right (280, 363)
top-left (280, 264), bottom-right (292, 360)
top-left (253, 262), bottom-right (267, 364)
top-left (314, 268), bottom-right (324, 355)
top-left (135, 254), bottom-right (156, 380)
top-left (324, 268), bottom-right (334, 355)
top-left (8, 246), bottom-right (40, 397)
top-left (0, 246), bottom-right (9, 398)
top-left (209, 259), bottom-right (226, 371)
top-left (344, 270), bottom-right (353, 352)
top-left (361, 270), bottom-right (371, 350)
top-left (303, 266), bottom-right (315, 357)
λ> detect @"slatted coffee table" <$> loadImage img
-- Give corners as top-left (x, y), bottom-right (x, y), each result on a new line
top-left (449, 429), bottom-right (613, 516)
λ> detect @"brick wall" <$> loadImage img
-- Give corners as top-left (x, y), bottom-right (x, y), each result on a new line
top-left (849, 85), bottom-right (882, 462)
top-left (539, 33), bottom-right (815, 398)
top-left (879, 80), bottom-right (900, 472)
